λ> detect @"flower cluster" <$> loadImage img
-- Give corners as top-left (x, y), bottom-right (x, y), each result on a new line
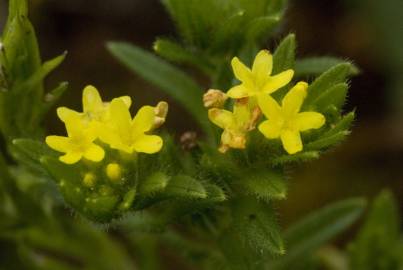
top-left (46, 86), bottom-right (168, 164)
top-left (205, 50), bottom-right (325, 154)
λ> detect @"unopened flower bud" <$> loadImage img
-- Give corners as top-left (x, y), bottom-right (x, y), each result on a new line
top-left (153, 101), bottom-right (168, 129)
top-left (106, 163), bottom-right (122, 182)
top-left (203, 89), bottom-right (228, 108)
top-left (83, 173), bottom-right (96, 187)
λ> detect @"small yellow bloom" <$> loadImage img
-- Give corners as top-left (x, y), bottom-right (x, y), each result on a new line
top-left (83, 172), bottom-right (97, 187)
top-left (46, 114), bottom-right (105, 164)
top-left (227, 50), bottom-right (294, 99)
top-left (208, 99), bottom-right (261, 153)
top-left (258, 82), bottom-right (326, 154)
top-left (98, 98), bottom-right (163, 154)
top-left (57, 85), bottom-right (132, 124)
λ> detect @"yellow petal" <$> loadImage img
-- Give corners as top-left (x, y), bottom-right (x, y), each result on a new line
top-left (64, 114), bottom-right (86, 138)
top-left (252, 50), bottom-right (273, 84)
top-left (262, 69), bottom-right (294, 94)
top-left (82, 85), bottom-right (104, 114)
top-left (208, 108), bottom-right (234, 129)
top-left (282, 81), bottom-right (308, 117)
top-left (258, 120), bottom-right (282, 139)
top-left (132, 105), bottom-right (155, 133)
top-left (83, 144), bottom-right (105, 162)
top-left (46, 136), bottom-right (71, 153)
top-left (281, 130), bottom-right (302, 154)
top-left (227, 85), bottom-right (251, 99)
top-left (97, 125), bottom-right (122, 149)
top-left (233, 102), bottom-right (251, 129)
top-left (133, 134), bottom-right (163, 154)
top-left (257, 94), bottom-right (281, 120)
top-left (118, 96), bottom-right (132, 108)
top-left (110, 98), bottom-right (132, 136)
top-left (231, 57), bottom-right (253, 86)
top-left (57, 107), bottom-right (82, 123)
top-left (295, 112), bottom-right (325, 131)
top-left (59, 152), bottom-right (82, 164)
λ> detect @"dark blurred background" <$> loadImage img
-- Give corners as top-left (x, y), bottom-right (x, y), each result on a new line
top-left (0, 0), bottom-right (402, 228)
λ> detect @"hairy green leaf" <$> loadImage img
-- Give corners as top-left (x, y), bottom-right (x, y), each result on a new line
top-left (272, 33), bottom-right (296, 74)
top-left (269, 198), bottom-right (366, 269)
top-left (165, 175), bottom-right (207, 199)
top-left (295, 57), bottom-right (359, 77)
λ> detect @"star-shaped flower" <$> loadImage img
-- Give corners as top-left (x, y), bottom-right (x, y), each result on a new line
top-left (97, 98), bottom-right (163, 154)
top-left (46, 114), bottom-right (105, 164)
top-left (227, 50), bottom-right (294, 99)
top-left (258, 81), bottom-right (326, 154)
top-left (57, 85), bottom-right (131, 125)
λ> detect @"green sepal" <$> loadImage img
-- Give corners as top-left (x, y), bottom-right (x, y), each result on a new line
top-left (323, 111), bottom-right (355, 137)
top-left (271, 151), bottom-right (320, 166)
top-left (83, 194), bottom-right (120, 222)
top-left (118, 189), bottom-right (136, 211)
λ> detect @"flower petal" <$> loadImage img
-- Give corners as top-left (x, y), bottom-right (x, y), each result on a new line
top-left (226, 85), bottom-right (251, 99)
top-left (83, 144), bottom-right (105, 162)
top-left (82, 85), bottom-right (104, 114)
top-left (57, 107), bottom-right (82, 123)
top-left (231, 57), bottom-right (253, 86)
top-left (59, 152), bottom-right (82, 164)
top-left (281, 130), bottom-right (303, 154)
top-left (110, 98), bottom-right (132, 136)
top-left (133, 134), bottom-right (163, 154)
top-left (208, 108), bottom-right (234, 129)
top-left (258, 120), bottom-right (281, 139)
top-left (252, 50), bottom-right (273, 84)
top-left (295, 112), bottom-right (325, 132)
top-left (257, 94), bottom-right (281, 120)
top-left (262, 69), bottom-right (294, 94)
top-left (45, 136), bottom-right (71, 153)
top-left (64, 114), bottom-right (86, 138)
top-left (118, 96), bottom-right (132, 108)
top-left (132, 105), bottom-right (155, 133)
top-left (282, 81), bottom-right (308, 117)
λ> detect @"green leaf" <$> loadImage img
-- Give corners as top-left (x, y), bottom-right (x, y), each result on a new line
top-left (295, 57), bottom-right (359, 77)
top-left (107, 42), bottom-right (212, 137)
top-left (303, 63), bottom-right (352, 108)
top-left (246, 16), bottom-right (280, 44)
top-left (269, 198), bottom-right (366, 269)
top-left (323, 111), bottom-right (355, 137)
top-left (311, 83), bottom-right (348, 112)
top-left (238, 170), bottom-right (287, 201)
top-left (272, 33), bottom-right (296, 74)
top-left (271, 151), bottom-right (320, 166)
top-left (349, 190), bottom-right (402, 270)
top-left (165, 175), bottom-right (207, 199)
top-left (40, 156), bottom-right (81, 185)
top-left (153, 38), bottom-right (213, 75)
top-left (40, 81), bottom-right (69, 117)
top-left (138, 172), bottom-right (170, 196)
top-left (232, 197), bottom-right (285, 257)
top-left (305, 131), bottom-right (350, 151)
top-left (210, 12), bottom-right (245, 54)
top-left (11, 139), bottom-right (56, 173)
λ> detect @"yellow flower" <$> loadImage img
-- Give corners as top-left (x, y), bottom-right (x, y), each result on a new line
top-left (208, 99), bottom-right (261, 153)
top-left (258, 81), bottom-right (325, 154)
top-left (57, 85), bottom-right (132, 124)
top-left (227, 50), bottom-right (294, 99)
top-left (98, 98), bottom-right (164, 154)
top-left (46, 114), bottom-right (105, 164)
